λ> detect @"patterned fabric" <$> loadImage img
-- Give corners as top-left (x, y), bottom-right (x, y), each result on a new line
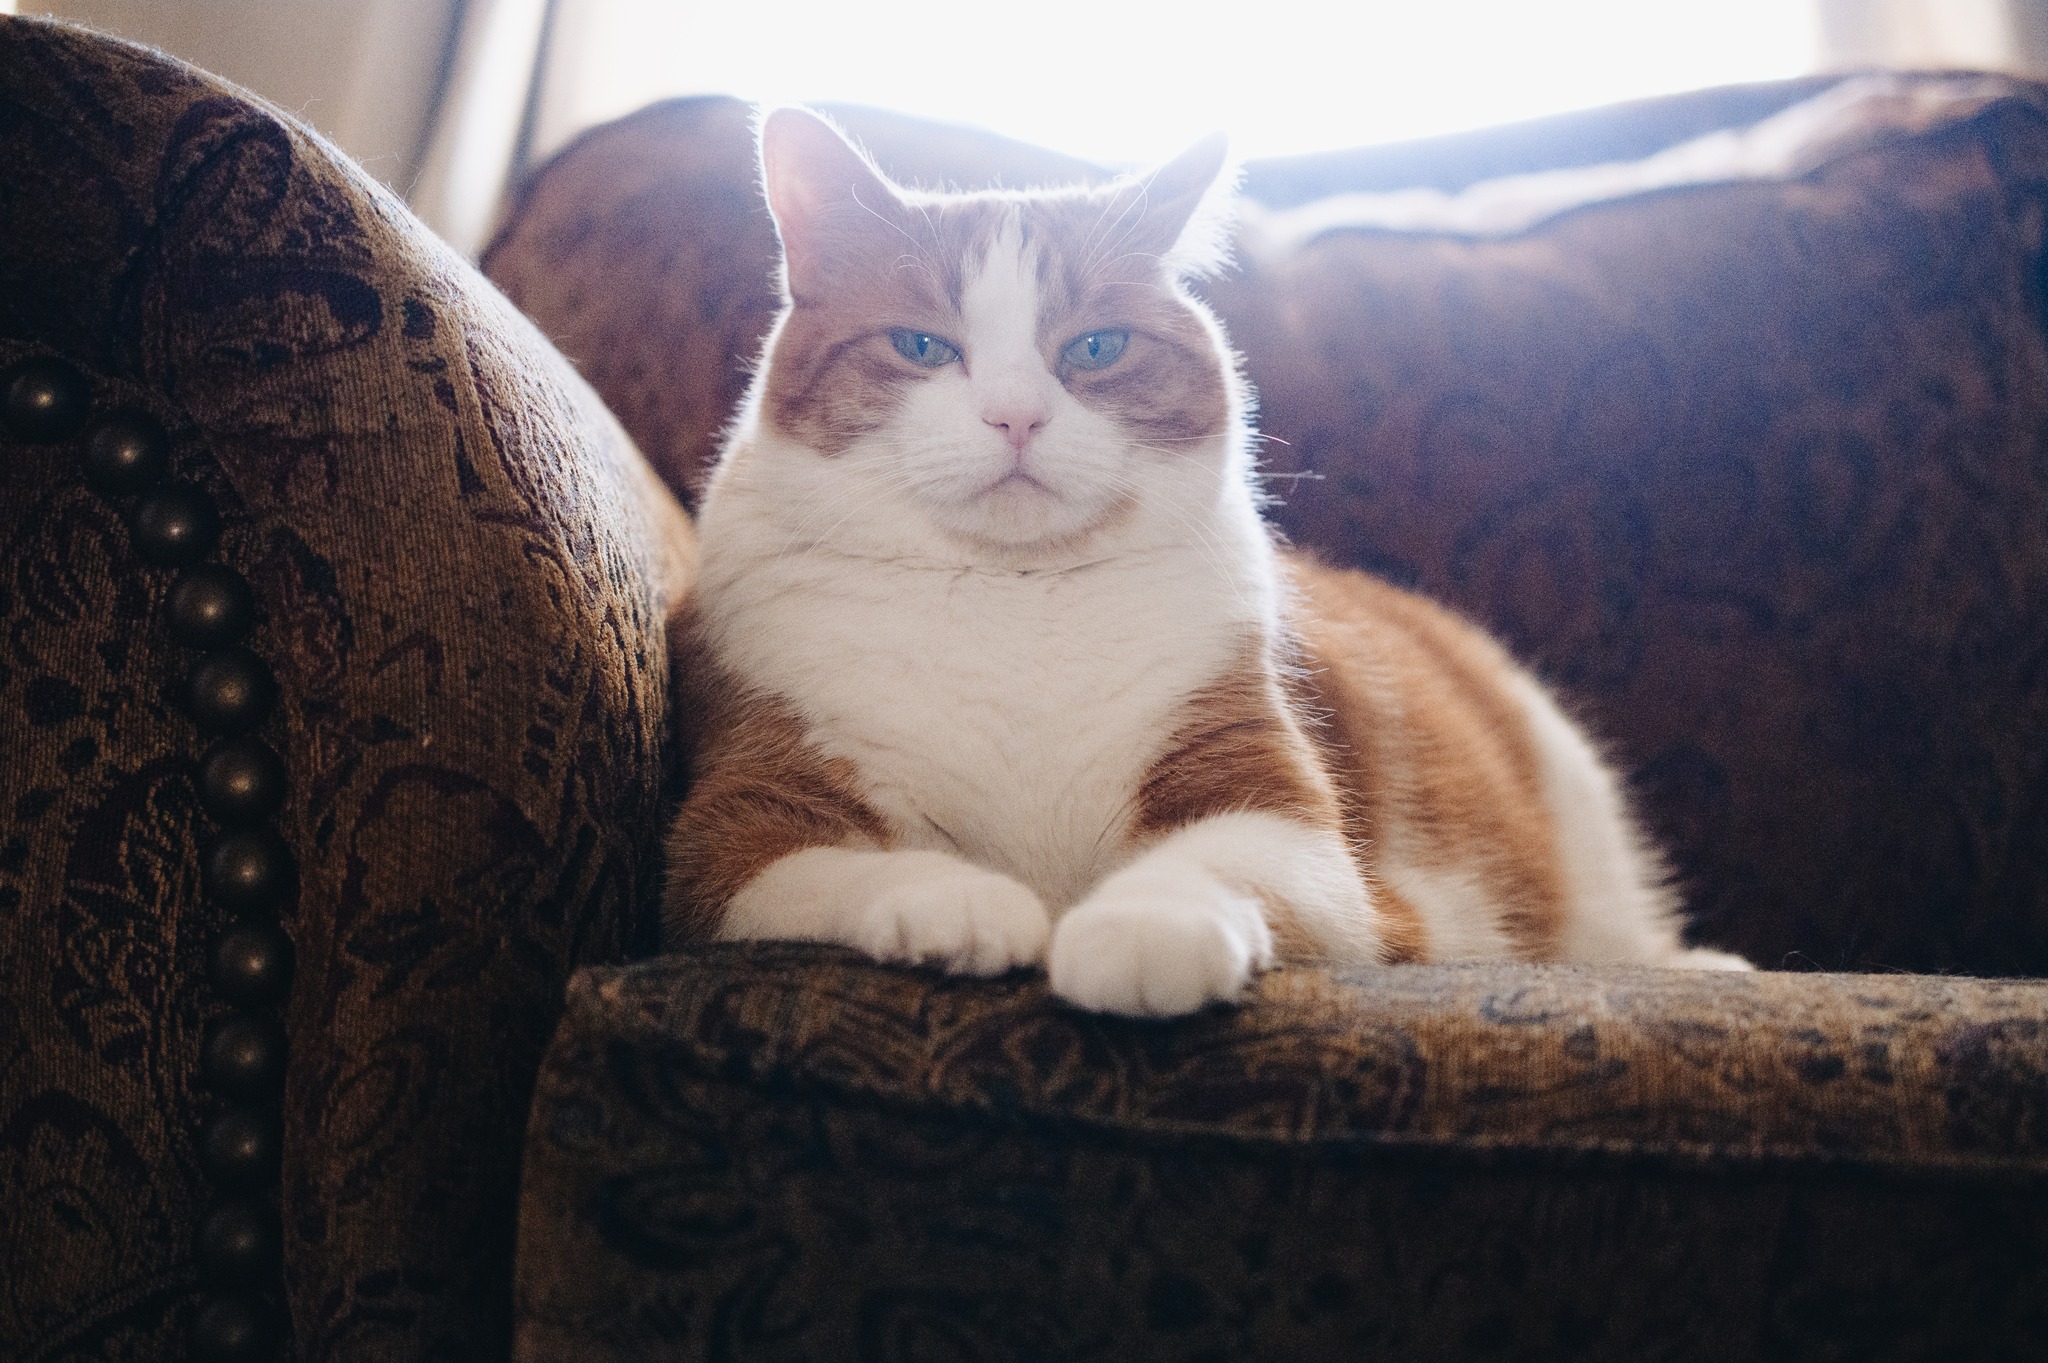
top-left (0, 17), bottom-right (693, 1362)
top-left (483, 76), bottom-right (2048, 978)
top-left (516, 943), bottom-right (2048, 1361)
top-left (1208, 78), bottom-right (2048, 979)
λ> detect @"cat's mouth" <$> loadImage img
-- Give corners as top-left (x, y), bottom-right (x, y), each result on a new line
top-left (983, 469), bottom-right (1055, 497)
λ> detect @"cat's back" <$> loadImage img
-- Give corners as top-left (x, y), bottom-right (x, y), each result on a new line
top-left (1282, 553), bottom-right (1686, 964)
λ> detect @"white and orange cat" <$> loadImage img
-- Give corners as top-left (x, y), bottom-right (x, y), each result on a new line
top-left (662, 108), bottom-right (1750, 1016)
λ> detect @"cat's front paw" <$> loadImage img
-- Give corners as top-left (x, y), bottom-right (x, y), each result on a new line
top-left (1048, 865), bottom-right (1275, 1017)
top-left (1671, 946), bottom-right (1755, 971)
top-left (853, 867), bottom-right (1050, 977)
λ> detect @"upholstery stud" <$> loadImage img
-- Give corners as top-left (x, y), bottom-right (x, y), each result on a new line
top-left (201, 1014), bottom-right (288, 1099)
top-left (169, 565), bottom-right (257, 650)
top-left (131, 481), bottom-right (222, 566)
top-left (1, 355), bottom-right (90, 442)
top-left (187, 1292), bottom-right (279, 1363)
top-left (207, 923), bottom-right (297, 1008)
top-left (198, 736), bottom-right (288, 824)
top-left (79, 409), bottom-right (170, 494)
top-left (199, 1106), bottom-right (282, 1187)
top-left (195, 1199), bottom-right (282, 1286)
top-left (185, 648), bottom-right (277, 733)
top-left (202, 828), bottom-right (297, 913)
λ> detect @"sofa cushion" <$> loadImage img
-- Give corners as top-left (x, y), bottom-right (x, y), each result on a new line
top-left (1206, 75), bottom-right (2048, 977)
top-left (0, 16), bottom-right (692, 1360)
top-left (514, 944), bottom-right (2048, 1361)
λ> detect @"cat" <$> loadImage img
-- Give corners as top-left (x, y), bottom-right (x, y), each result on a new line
top-left (661, 107), bottom-right (1751, 1016)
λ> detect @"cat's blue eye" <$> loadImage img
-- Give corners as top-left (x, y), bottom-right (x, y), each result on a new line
top-left (1062, 329), bottom-right (1130, 371)
top-left (889, 329), bottom-right (961, 367)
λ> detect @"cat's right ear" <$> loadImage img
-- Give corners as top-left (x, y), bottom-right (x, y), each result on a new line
top-left (758, 107), bottom-right (905, 303)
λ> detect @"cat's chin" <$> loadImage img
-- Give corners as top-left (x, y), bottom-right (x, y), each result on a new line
top-left (930, 483), bottom-right (1135, 562)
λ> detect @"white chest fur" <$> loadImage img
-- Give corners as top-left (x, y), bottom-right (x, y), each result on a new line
top-left (697, 453), bottom-right (1271, 911)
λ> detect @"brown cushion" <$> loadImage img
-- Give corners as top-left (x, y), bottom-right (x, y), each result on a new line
top-left (1206, 75), bottom-right (2048, 977)
top-left (514, 944), bottom-right (2048, 1361)
top-left (483, 76), bottom-right (2048, 978)
top-left (0, 16), bottom-right (692, 1359)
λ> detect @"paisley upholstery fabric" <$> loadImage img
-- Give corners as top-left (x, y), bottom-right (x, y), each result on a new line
top-left (0, 17), bottom-right (693, 1362)
top-left (1210, 76), bottom-right (2048, 980)
top-left (517, 944), bottom-right (2048, 1361)
top-left (483, 76), bottom-right (2048, 979)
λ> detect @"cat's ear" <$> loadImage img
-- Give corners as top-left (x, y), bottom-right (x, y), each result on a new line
top-left (758, 107), bottom-right (906, 302)
top-left (1112, 133), bottom-right (1239, 279)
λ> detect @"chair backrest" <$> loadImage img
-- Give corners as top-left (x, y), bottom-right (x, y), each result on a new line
top-left (1207, 76), bottom-right (2048, 975)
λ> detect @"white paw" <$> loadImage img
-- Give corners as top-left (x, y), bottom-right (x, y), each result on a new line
top-left (852, 867), bottom-right (1050, 977)
top-left (1672, 946), bottom-right (1756, 971)
top-left (1048, 864), bottom-right (1275, 1017)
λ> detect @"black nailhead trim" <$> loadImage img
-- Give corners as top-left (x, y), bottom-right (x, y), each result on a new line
top-left (79, 409), bottom-right (170, 495)
top-left (196, 1199), bottom-right (281, 1287)
top-left (208, 923), bottom-right (297, 1008)
top-left (200, 1106), bottom-right (281, 1188)
top-left (198, 736), bottom-right (287, 825)
top-left (203, 828), bottom-right (296, 913)
top-left (131, 482), bottom-right (221, 567)
top-left (201, 1013), bottom-right (287, 1099)
top-left (188, 1291), bottom-right (278, 1363)
top-left (185, 648), bottom-right (276, 733)
top-left (1, 356), bottom-right (90, 442)
top-left (169, 565), bottom-right (256, 650)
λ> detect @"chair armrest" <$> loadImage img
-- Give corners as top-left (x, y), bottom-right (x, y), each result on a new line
top-left (515, 945), bottom-right (2048, 1360)
top-left (1, 16), bottom-right (693, 1359)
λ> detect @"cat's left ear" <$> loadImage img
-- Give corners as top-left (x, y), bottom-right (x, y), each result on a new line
top-left (1115, 133), bottom-right (1239, 279)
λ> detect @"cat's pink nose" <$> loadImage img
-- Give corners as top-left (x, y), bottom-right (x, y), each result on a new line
top-left (984, 407), bottom-right (1046, 453)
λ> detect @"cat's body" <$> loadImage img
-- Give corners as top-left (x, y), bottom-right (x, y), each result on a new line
top-left (663, 109), bottom-right (1749, 1015)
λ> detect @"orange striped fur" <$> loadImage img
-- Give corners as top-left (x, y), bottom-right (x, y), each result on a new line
top-left (1284, 553), bottom-right (1568, 961)
top-left (662, 610), bottom-right (889, 939)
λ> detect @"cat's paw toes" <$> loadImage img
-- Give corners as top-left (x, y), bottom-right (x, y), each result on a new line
top-left (1672, 946), bottom-right (1755, 971)
top-left (1048, 869), bottom-right (1274, 1017)
top-left (854, 869), bottom-right (1050, 976)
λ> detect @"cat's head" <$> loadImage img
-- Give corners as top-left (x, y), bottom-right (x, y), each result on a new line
top-left (741, 107), bottom-right (1244, 557)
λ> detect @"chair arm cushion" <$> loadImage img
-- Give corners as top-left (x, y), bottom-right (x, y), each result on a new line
top-left (0, 16), bottom-right (693, 1359)
top-left (515, 944), bottom-right (2048, 1360)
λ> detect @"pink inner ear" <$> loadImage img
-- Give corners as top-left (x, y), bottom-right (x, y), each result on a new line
top-left (760, 111), bottom-right (837, 232)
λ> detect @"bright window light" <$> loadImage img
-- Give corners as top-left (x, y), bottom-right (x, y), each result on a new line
top-left (540, 0), bottom-right (1822, 167)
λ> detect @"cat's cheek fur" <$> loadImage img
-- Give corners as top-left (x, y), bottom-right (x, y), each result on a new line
top-left (719, 845), bottom-right (1051, 976)
top-left (1048, 811), bottom-right (1371, 1017)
